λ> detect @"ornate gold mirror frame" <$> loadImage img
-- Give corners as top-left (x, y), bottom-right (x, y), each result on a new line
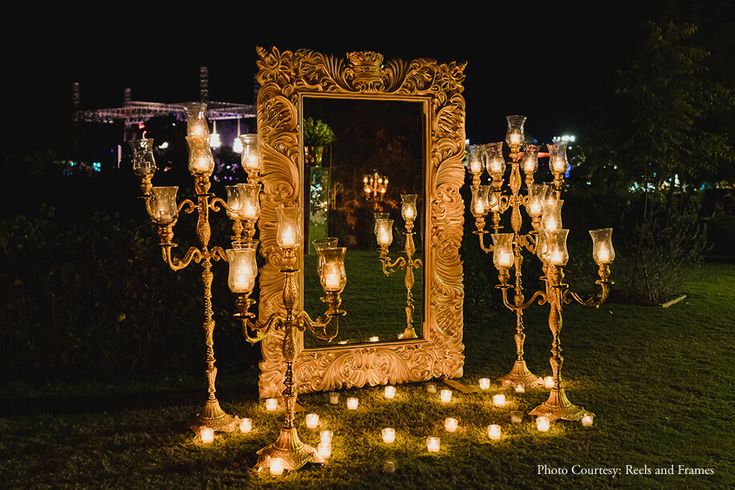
top-left (255, 46), bottom-right (466, 398)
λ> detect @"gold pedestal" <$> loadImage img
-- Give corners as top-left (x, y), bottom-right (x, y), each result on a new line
top-left (185, 398), bottom-right (239, 432)
top-left (529, 388), bottom-right (592, 422)
top-left (255, 428), bottom-right (324, 472)
top-left (499, 360), bottom-right (543, 388)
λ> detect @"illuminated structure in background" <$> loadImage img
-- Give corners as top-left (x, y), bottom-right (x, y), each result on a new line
top-left (363, 171), bottom-right (389, 209)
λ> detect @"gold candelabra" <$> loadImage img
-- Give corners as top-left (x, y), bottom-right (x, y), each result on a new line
top-left (131, 103), bottom-right (263, 432)
top-left (363, 171), bottom-right (388, 210)
top-left (373, 194), bottom-right (423, 340)
top-left (229, 204), bottom-right (347, 473)
top-left (468, 115), bottom-right (615, 421)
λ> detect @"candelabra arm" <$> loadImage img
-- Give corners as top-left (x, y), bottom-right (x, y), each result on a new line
top-left (473, 230), bottom-right (494, 254)
top-left (178, 199), bottom-right (198, 215)
top-left (378, 249), bottom-right (407, 276)
top-left (208, 196), bottom-right (232, 214)
top-left (564, 265), bottom-right (611, 307)
top-left (161, 245), bottom-right (202, 272)
top-left (519, 233), bottom-right (538, 254)
top-left (210, 246), bottom-right (227, 262)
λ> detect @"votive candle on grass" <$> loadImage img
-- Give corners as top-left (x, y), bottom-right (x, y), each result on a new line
top-left (426, 436), bottom-right (441, 453)
top-left (536, 416), bottom-right (551, 432)
top-left (320, 430), bottom-right (333, 444)
top-left (479, 378), bottom-right (491, 391)
top-left (581, 414), bottom-right (594, 427)
top-left (427, 382), bottom-right (437, 393)
top-left (329, 392), bottom-right (339, 405)
top-left (384, 385), bottom-right (396, 399)
top-left (492, 394), bottom-right (506, 407)
top-left (382, 428), bottom-right (396, 444)
top-left (265, 398), bottom-right (278, 411)
top-left (239, 418), bottom-right (252, 433)
top-left (305, 413), bottom-right (319, 429)
top-left (383, 459), bottom-right (397, 473)
top-left (440, 389), bottom-right (452, 404)
top-left (510, 411), bottom-right (523, 424)
top-left (488, 424), bottom-right (502, 440)
top-left (346, 397), bottom-right (359, 410)
top-left (199, 427), bottom-right (214, 444)
top-left (514, 384), bottom-right (525, 394)
top-left (317, 442), bottom-right (332, 459)
top-left (444, 417), bottom-right (458, 432)
top-left (544, 376), bottom-right (554, 389)
top-left (269, 457), bottom-right (284, 476)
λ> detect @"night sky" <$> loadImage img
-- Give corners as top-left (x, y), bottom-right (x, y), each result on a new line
top-left (6, 3), bottom-right (729, 156)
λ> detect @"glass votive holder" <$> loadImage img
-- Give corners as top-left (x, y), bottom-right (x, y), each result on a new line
top-left (320, 430), bottom-right (333, 445)
top-left (544, 376), bottom-right (554, 389)
top-left (427, 382), bottom-right (437, 394)
top-left (383, 459), bottom-right (397, 473)
top-left (510, 411), bottom-right (523, 424)
top-left (329, 392), bottom-right (339, 405)
top-left (384, 385), bottom-right (396, 399)
top-left (581, 414), bottom-right (594, 427)
top-left (382, 427), bottom-right (396, 444)
top-left (269, 457), bottom-right (284, 476)
top-left (479, 378), bottom-right (491, 391)
top-left (514, 384), bottom-right (525, 394)
top-left (536, 416), bottom-right (551, 432)
top-left (346, 397), bottom-right (359, 410)
top-left (265, 398), bottom-right (278, 411)
top-left (492, 394), bottom-right (506, 407)
top-left (199, 427), bottom-right (214, 444)
top-left (317, 442), bottom-right (332, 460)
top-left (369, 336), bottom-right (380, 342)
top-left (239, 418), bottom-right (252, 433)
top-left (426, 436), bottom-right (441, 453)
top-left (305, 413), bottom-right (319, 429)
top-left (487, 424), bottom-right (502, 440)
top-left (444, 417), bottom-right (459, 432)
top-left (440, 389), bottom-right (452, 404)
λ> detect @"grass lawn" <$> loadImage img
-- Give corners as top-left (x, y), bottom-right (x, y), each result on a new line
top-left (1, 264), bottom-right (733, 489)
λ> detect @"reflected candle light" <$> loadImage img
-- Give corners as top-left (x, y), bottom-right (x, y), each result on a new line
top-left (514, 384), bottom-right (525, 394)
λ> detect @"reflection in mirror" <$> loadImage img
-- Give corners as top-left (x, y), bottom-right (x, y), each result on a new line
top-left (302, 97), bottom-right (425, 347)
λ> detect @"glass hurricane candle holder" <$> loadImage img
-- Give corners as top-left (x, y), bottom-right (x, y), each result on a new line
top-left (276, 204), bottom-right (301, 250)
top-left (526, 184), bottom-right (547, 218)
top-left (541, 199), bottom-right (563, 233)
top-left (226, 242), bottom-right (258, 293)
top-left (185, 135), bottom-right (215, 176)
top-left (488, 190), bottom-right (502, 213)
top-left (239, 134), bottom-right (261, 172)
top-left (521, 143), bottom-right (538, 174)
top-left (545, 229), bottom-right (570, 266)
top-left (401, 194), bottom-right (418, 221)
top-left (375, 218), bottom-right (394, 247)
top-left (225, 185), bottom-right (244, 219)
top-left (471, 185), bottom-right (491, 217)
top-left (484, 142), bottom-right (506, 180)
top-left (467, 144), bottom-right (484, 176)
top-left (589, 228), bottom-right (615, 265)
top-left (238, 183), bottom-right (261, 221)
top-left (505, 115), bottom-right (526, 147)
top-left (184, 102), bottom-right (209, 137)
top-left (318, 247), bottom-right (347, 292)
top-left (149, 186), bottom-right (179, 225)
top-left (492, 233), bottom-right (515, 270)
top-left (548, 142), bottom-right (569, 175)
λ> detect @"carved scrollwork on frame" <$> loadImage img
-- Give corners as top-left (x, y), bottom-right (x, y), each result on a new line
top-left (256, 46), bottom-right (466, 398)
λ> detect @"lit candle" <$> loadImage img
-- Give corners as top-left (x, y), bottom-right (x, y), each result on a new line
top-left (492, 394), bottom-right (506, 408)
top-left (369, 336), bottom-right (380, 342)
top-left (402, 205), bottom-right (416, 220)
top-left (346, 397), bottom-right (359, 410)
top-left (426, 436), bottom-right (441, 453)
top-left (469, 158), bottom-right (483, 175)
top-left (190, 122), bottom-right (206, 137)
top-left (194, 156), bottom-right (210, 173)
top-left (305, 413), bottom-right (319, 429)
top-left (265, 398), bottom-right (278, 411)
top-left (320, 430), bottom-right (333, 444)
top-left (239, 418), bottom-right (252, 433)
top-left (444, 417), bottom-right (458, 432)
top-left (384, 386), bottom-right (396, 399)
top-left (544, 376), bottom-right (554, 389)
top-left (317, 442), bottom-right (332, 459)
top-left (269, 457), bottom-right (284, 476)
top-left (529, 200), bottom-right (543, 216)
top-left (478, 378), bottom-right (491, 391)
top-left (514, 384), bottom-right (525, 394)
top-left (242, 202), bottom-right (258, 220)
top-left (487, 424), bottom-right (502, 440)
top-left (510, 411), bottom-right (523, 424)
top-left (581, 414), bottom-right (594, 427)
top-left (536, 416), bottom-right (551, 432)
top-left (245, 153), bottom-right (259, 170)
top-left (382, 428), bottom-right (396, 444)
top-left (199, 427), bottom-right (214, 444)
top-left (377, 229), bottom-right (392, 246)
top-left (597, 246), bottom-right (610, 264)
top-left (329, 393), bottom-right (339, 405)
top-left (427, 382), bottom-right (437, 394)
top-left (472, 198), bottom-right (486, 216)
top-left (509, 133), bottom-right (522, 145)
top-left (278, 224), bottom-right (297, 249)
top-left (440, 389), bottom-right (452, 404)
top-left (324, 268), bottom-right (341, 290)
top-left (497, 251), bottom-right (514, 268)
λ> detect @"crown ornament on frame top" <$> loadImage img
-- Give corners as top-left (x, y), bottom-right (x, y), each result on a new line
top-left (255, 46), bottom-right (467, 398)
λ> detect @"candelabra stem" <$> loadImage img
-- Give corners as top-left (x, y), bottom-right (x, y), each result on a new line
top-left (256, 269), bottom-right (323, 472)
top-left (529, 265), bottom-right (592, 421)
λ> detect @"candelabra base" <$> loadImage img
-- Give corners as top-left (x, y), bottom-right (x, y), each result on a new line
top-left (498, 360), bottom-right (543, 388)
top-left (402, 326), bottom-right (418, 339)
top-left (529, 388), bottom-right (592, 422)
top-left (255, 427), bottom-right (325, 472)
top-left (185, 398), bottom-right (240, 433)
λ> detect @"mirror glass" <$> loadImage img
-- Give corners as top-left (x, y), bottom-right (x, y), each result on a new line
top-left (301, 97), bottom-right (426, 347)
